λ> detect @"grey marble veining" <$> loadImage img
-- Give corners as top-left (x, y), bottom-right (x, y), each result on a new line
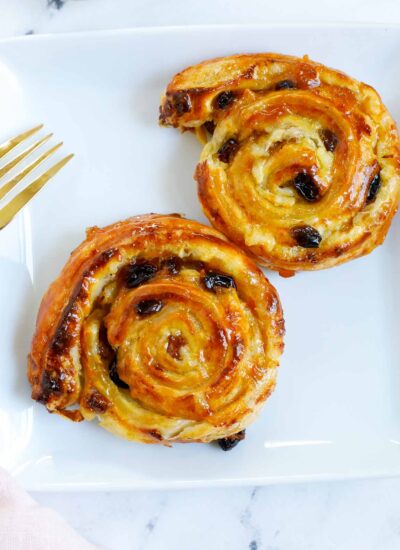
top-left (47, 0), bottom-right (65, 10)
top-left (35, 478), bottom-right (400, 549)
top-left (1, 0), bottom-right (399, 40)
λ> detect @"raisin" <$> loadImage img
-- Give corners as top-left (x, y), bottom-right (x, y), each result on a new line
top-left (136, 299), bottom-right (164, 316)
top-left (98, 324), bottom-right (114, 361)
top-left (160, 100), bottom-right (174, 120)
top-left (293, 172), bottom-right (320, 202)
top-left (217, 430), bottom-right (246, 451)
top-left (215, 91), bottom-right (235, 109)
top-left (292, 225), bottom-right (322, 248)
top-left (167, 334), bottom-right (186, 360)
top-left (163, 257), bottom-right (182, 275)
top-left (366, 171), bottom-right (381, 204)
top-left (109, 358), bottom-right (129, 389)
top-left (86, 391), bottom-right (109, 413)
top-left (173, 92), bottom-right (191, 115)
top-left (319, 128), bottom-right (338, 152)
top-left (204, 120), bottom-right (216, 135)
top-left (217, 138), bottom-right (239, 163)
top-left (275, 79), bottom-right (296, 90)
top-left (125, 263), bottom-right (157, 288)
top-left (204, 272), bottom-right (236, 291)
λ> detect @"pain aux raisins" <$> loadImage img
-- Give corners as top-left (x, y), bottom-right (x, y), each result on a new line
top-left (366, 171), bottom-right (381, 204)
top-left (204, 272), bottom-right (236, 291)
top-left (293, 172), bottom-right (320, 202)
top-left (135, 299), bottom-right (164, 316)
top-left (125, 263), bottom-right (157, 288)
top-left (217, 430), bottom-right (246, 451)
top-left (217, 138), bottom-right (239, 163)
top-left (291, 225), bottom-right (322, 248)
top-left (215, 90), bottom-right (235, 109)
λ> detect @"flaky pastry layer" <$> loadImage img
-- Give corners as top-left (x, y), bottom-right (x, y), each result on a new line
top-left (160, 53), bottom-right (400, 271)
top-left (28, 215), bottom-right (284, 444)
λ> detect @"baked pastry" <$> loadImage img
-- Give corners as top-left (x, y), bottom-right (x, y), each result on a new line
top-left (160, 53), bottom-right (400, 272)
top-left (28, 214), bottom-right (284, 446)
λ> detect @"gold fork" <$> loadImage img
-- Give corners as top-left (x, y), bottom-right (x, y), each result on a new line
top-left (0, 125), bottom-right (74, 230)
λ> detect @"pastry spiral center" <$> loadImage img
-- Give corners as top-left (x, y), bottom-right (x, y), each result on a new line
top-left (218, 93), bottom-right (360, 218)
top-left (82, 261), bottom-right (254, 422)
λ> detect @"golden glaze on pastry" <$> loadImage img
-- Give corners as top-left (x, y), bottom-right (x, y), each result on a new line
top-left (160, 53), bottom-right (400, 272)
top-left (28, 215), bottom-right (284, 445)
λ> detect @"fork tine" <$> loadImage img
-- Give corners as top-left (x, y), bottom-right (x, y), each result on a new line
top-left (0, 140), bottom-right (62, 201)
top-left (0, 133), bottom-right (53, 182)
top-left (0, 125), bottom-right (43, 160)
top-left (0, 153), bottom-right (74, 230)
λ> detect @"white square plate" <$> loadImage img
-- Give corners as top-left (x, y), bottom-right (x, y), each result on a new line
top-left (1, 24), bottom-right (400, 491)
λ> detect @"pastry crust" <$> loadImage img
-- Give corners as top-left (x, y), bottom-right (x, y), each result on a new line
top-left (160, 53), bottom-right (400, 271)
top-left (28, 214), bottom-right (284, 444)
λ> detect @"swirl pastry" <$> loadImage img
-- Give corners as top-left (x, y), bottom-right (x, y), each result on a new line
top-left (160, 53), bottom-right (400, 272)
top-left (28, 215), bottom-right (284, 446)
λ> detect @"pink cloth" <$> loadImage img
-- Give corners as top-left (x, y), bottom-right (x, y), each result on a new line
top-left (0, 468), bottom-right (101, 550)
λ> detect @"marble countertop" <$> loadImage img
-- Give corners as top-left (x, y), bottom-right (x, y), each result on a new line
top-left (2, 1), bottom-right (400, 549)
